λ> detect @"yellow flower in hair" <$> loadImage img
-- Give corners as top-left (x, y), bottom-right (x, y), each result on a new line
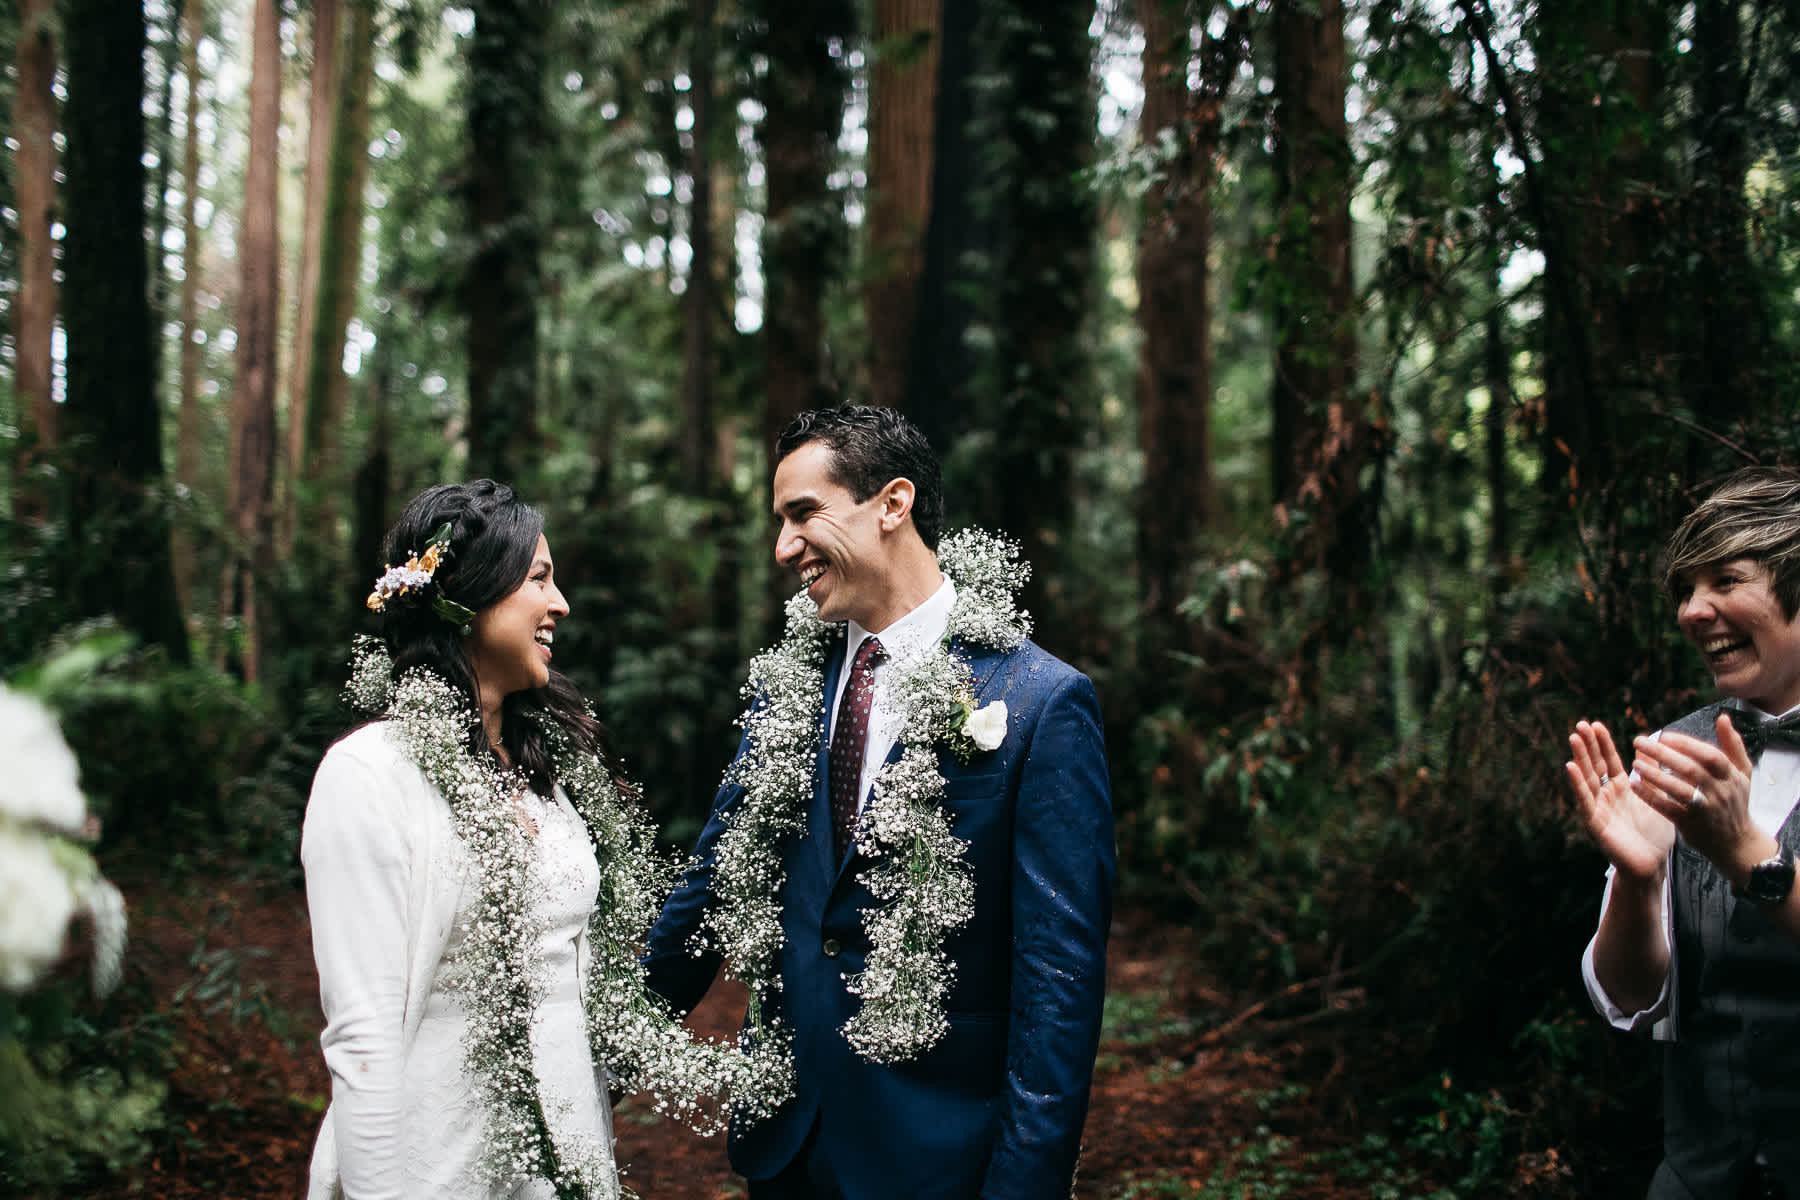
top-left (419, 542), bottom-right (443, 574)
top-left (366, 590), bottom-right (386, 612)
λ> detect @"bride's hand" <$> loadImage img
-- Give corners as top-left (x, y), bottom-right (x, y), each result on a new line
top-left (1566, 719), bottom-right (1675, 882)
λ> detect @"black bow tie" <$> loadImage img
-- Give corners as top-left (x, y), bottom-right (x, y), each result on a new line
top-left (1726, 708), bottom-right (1800, 762)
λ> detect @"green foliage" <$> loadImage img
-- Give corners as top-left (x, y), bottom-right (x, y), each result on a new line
top-left (0, 994), bottom-right (170, 1191)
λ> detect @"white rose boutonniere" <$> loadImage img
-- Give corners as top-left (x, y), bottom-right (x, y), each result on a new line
top-left (965, 700), bottom-right (1008, 750)
top-left (950, 696), bottom-right (1007, 761)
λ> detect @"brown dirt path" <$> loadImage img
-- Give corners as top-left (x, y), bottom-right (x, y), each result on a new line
top-left (86, 875), bottom-right (1367, 1199)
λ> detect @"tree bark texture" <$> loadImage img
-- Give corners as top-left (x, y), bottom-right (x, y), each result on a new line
top-left (14, 0), bottom-right (58, 470)
top-left (1683, 0), bottom-right (1765, 426)
top-left (1270, 0), bottom-right (1367, 603)
top-left (464, 0), bottom-right (547, 485)
top-left (302, 0), bottom-right (376, 519)
top-left (758, 0), bottom-right (853, 455)
top-left (681, 0), bottom-right (718, 496)
top-left (900, 0), bottom-right (979, 453)
top-left (1525, 0), bottom-right (1663, 489)
top-left (221, 0), bottom-right (283, 682)
top-left (284, 0), bottom-right (342, 548)
top-left (146, 2), bottom-right (182, 397)
top-left (174, 0), bottom-right (205, 622)
top-left (58, 0), bottom-right (188, 661)
top-left (1135, 0), bottom-right (1247, 634)
top-left (965, 0), bottom-right (1097, 654)
top-left (864, 0), bottom-right (941, 414)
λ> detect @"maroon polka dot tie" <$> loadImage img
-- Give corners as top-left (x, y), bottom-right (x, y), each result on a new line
top-left (829, 636), bottom-right (885, 862)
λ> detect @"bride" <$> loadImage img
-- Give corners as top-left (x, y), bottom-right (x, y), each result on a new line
top-left (303, 480), bottom-right (647, 1198)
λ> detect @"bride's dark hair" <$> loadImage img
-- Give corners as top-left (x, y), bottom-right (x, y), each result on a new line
top-left (378, 479), bottom-right (616, 794)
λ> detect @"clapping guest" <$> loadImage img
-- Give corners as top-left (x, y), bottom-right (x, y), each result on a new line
top-left (1567, 467), bottom-right (1800, 1200)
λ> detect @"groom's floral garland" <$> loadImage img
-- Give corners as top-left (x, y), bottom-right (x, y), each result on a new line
top-left (345, 641), bottom-right (793, 1199)
top-left (695, 529), bottom-right (1030, 1065)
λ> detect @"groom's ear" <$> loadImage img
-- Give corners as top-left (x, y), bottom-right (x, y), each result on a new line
top-left (877, 477), bottom-right (916, 533)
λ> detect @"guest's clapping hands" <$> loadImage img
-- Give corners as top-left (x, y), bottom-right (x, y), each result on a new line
top-left (1628, 714), bottom-right (1764, 883)
top-left (1566, 719), bottom-right (1675, 881)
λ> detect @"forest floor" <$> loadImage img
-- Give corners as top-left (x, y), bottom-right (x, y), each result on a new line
top-left (80, 865), bottom-right (1458, 1200)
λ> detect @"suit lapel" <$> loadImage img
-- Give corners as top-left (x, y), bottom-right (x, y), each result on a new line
top-left (827, 637), bottom-right (1012, 893)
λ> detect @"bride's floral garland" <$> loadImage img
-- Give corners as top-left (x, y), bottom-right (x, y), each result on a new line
top-left (696, 529), bottom-right (1030, 1065)
top-left (346, 641), bottom-right (793, 1199)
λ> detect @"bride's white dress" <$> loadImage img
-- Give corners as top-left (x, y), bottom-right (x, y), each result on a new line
top-left (302, 723), bottom-right (617, 1199)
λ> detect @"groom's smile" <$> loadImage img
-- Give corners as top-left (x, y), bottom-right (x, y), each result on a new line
top-left (771, 440), bottom-right (901, 630)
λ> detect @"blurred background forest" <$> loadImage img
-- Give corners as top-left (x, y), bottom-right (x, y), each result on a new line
top-left (5, 0), bottom-right (1800, 1194)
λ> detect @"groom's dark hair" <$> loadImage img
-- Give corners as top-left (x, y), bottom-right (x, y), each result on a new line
top-left (776, 405), bottom-right (945, 550)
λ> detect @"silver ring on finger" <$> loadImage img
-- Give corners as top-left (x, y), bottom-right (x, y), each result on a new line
top-left (1690, 786), bottom-right (1706, 808)
top-left (1598, 773), bottom-right (1610, 789)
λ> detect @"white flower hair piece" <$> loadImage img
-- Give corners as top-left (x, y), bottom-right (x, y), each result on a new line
top-left (364, 522), bottom-right (478, 633)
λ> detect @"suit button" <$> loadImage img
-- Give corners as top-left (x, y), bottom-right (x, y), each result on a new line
top-left (822, 938), bottom-right (841, 958)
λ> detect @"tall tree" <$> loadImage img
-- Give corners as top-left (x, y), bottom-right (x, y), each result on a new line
top-left (13, 0), bottom-right (58, 510)
top-left (964, 0), bottom-right (1098, 652)
top-left (283, 0), bottom-right (343, 550)
top-left (864, 0), bottom-right (941, 413)
top-left (220, 0), bottom-right (283, 681)
top-left (1135, 0), bottom-right (1249, 635)
top-left (173, 0), bottom-right (205, 622)
top-left (299, 0), bottom-right (376, 541)
top-left (1269, 0), bottom-right (1364, 596)
top-left (1682, 0), bottom-right (1766, 424)
top-left (58, 0), bottom-right (187, 660)
top-left (680, 0), bottom-right (717, 495)
top-left (465, 0), bottom-right (548, 484)
top-left (145, 0), bottom-right (183, 395)
top-left (757, 0), bottom-right (852, 449)
top-left (899, 0), bottom-right (977, 450)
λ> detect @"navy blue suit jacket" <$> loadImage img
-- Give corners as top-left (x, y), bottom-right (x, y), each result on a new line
top-left (645, 631), bottom-right (1116, 1199)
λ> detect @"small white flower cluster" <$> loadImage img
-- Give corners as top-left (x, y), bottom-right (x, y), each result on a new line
top-left (370, 562), bottom-right (433, 602)
top-left (0, 685), bottom-right (126, 995)
top-left (707, 530), bottom-right (1030, 1066)
top-left (355, 641), bottom-right (788, 1197)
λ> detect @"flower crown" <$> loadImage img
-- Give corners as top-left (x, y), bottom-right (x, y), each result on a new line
top-left (365, 522), bottom-right (478, 633)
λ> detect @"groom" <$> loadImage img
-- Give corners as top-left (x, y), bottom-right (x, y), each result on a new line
top-left (645, 405), bottom-right (1116, 1199)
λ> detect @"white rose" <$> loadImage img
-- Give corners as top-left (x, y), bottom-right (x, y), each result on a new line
top-left (964, 700), bottom-right (1008, 752)
top-left (0, 685), bottom-right (85, 832)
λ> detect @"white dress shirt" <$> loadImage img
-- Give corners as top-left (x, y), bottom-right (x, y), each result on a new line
top-left (826, 575), bottom-right (956, 813)
top-left (1582, 698), bottom-right (1800, 1038)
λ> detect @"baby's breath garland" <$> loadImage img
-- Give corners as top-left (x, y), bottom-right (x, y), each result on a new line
top-left (345, 640), bottom-right (792, 1199)
top-left (696, 529), bottom-right (1031, 1066)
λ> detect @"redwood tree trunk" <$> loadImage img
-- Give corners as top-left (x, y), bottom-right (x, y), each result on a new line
top-left (1136, 0), bottom-right (1244, 634)
top-left (966, 0), bottom-right (1096, 654)
top-left (221, 0), bottom-right (283, 682)
top-left (13, 0), bottom-right (58, 499)
top-left (284, 0), bottom-right (342, 548)
top-left (174, 0), bottom-right (205, 621)
top-left (59, 0), bottom-right (187, 661)
top-left (758, 0), bottom-right (851, 448)
top-left (464, 0), bottom-right (547, 484)
top-left (1270, 0), bottom-right (1365, 604)
top-left (864, 0), bottom-right (941, 413)
top-left (680, 0), bottom-right (717, 495)
top-left (303, 0), bottom-right (376, 518)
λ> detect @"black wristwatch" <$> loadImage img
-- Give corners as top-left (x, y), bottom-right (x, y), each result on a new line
top-left (1735, 844), bottom-right (1798, 908)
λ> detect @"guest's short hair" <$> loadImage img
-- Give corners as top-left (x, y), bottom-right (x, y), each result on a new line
top-left (775, 405), bottom-right (944, 550)
top-left (1661, 467), bottom-right (1800, 618)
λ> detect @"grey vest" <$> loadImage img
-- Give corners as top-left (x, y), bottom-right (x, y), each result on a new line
top-left (1650, 703), bottom-right (1800, 1199)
